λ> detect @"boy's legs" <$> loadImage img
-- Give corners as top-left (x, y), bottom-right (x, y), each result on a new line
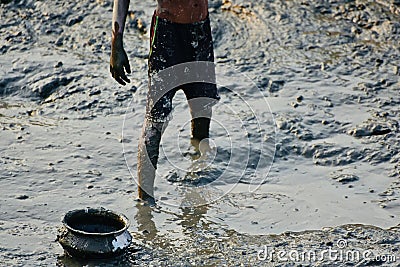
top-left (137, 119), bottom-right (168, 201)
top-left (188, 97), bottom-right (214, 153)
top-left (137, 13), bottom-right (219, 200)
top-left (137, 77), bottom-right (175, 201)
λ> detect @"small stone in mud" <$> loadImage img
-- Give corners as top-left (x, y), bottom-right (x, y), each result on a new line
top-left (54, 62), bottom-right (63, 68)
top-left (27, 110), bottom-right (39, 116)
top-left (291, 102), bottom-right (299, 108)
top-left (55, 37), bottom-right (64, 46)
top-left (88, 89), bottom-right (101, 96)
top-left (332, 174), bottom-right (359, 184)
top-left (87, 38), bottom-right (96, 46)
top-left (375, 58), bottom-right (384, 67)
top-left (129, 86), bottom-right (138, 93)
top-left (296, 95), bottom-right (303, 102)
top-left (66, 15), bottom-right (84, 27)
top-left (16, 195), bottom-right (29, 200)
top-left (87, 185), bottom-right (94, 189)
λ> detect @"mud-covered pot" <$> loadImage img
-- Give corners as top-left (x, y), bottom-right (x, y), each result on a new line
top-left (57, 208), bottom-right (132, 259)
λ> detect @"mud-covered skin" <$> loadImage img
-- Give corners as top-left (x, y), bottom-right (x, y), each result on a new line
top-left (191, 117), bottom-right (211, 141)
top-left (110, 0), bottom-right (131, 85)
top-left (110, 22), bottom-right (131, 86)
top-left (137, 120), bottom-right (166, 201)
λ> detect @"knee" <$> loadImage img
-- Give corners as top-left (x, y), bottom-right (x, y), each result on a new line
top-left (188, 98), bottom-right (215, 119)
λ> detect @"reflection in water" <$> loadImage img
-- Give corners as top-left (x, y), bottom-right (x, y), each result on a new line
top-left (134, 201), bottom-right (158, 242)
top-left (56, 250), bottom-right (134, 267)
top-left (133, 188), bottom-right (209, 244)
top-left (56, 255), bottom-right (131, 267)
top-left (129, 189), bottom-right (231, 265)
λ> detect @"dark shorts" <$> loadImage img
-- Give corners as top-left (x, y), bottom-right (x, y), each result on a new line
top-left (146, 13), bottom-right (220, 122)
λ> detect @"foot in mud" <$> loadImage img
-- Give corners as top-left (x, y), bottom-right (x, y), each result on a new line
top-left (136, 190), bottom-right (156, 206)
top-left (190, 137), bottom-right (217, 159)
top-left (187, 138), bottom-right (217, 175)
top-left (182, 137), bottom-right (216, 161)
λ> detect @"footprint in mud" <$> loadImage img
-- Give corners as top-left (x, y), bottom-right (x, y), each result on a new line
top-left (165, 146), bottom-right (226, 187)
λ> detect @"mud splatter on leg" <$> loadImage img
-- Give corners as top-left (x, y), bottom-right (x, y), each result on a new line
top-left (137, 119), bottom-right (168, 201)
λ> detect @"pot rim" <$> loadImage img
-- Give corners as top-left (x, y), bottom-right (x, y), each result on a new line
top-left (62, 207), bottom-right (130, 236)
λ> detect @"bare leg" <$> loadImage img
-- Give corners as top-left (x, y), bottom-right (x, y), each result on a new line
top-left (137, 119), bottom-right (168, 201)
top-left (188, 98), bottom-right (213, 152)
top-left (191, 116), bottom-right (211, 141)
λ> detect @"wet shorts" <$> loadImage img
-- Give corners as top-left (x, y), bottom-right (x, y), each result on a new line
top-left (146, 13), bottom-right (220, 122)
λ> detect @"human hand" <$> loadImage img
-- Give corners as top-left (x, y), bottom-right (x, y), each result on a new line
top-left (110, 23), bottom-right (131, 85)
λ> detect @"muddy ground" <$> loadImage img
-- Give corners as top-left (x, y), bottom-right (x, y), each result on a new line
top-left (1, 0), bottom-right (400, 266)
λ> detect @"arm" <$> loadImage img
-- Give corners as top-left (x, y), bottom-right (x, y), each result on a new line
top-left (110, 0), bottom-right (131, 85)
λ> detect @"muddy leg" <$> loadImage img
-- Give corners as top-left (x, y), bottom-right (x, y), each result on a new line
top-left (137, 119), bottom-right (168, 202)
top-left (189, 99), bottom-right (212, 152)
top-left (191, 117), bottom-right (211, 141)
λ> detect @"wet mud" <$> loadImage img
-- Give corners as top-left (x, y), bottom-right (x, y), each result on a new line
top-left (1, 0), bottom-right (400, 266)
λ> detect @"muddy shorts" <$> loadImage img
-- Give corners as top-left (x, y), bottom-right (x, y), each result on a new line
top-left (146, 13), bottom-right (220, 122)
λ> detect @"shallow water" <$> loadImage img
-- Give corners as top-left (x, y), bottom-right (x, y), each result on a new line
top-left (1, 0), bottom-right (400, 266)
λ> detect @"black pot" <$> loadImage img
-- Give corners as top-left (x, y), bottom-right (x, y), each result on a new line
top-left (57, 208), bottom-right (132, 259)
